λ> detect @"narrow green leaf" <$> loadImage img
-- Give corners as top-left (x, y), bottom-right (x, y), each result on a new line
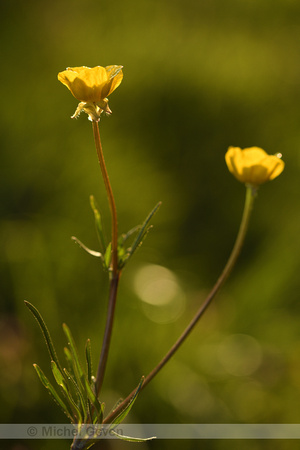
top-left (51, 360), bottom-right (67, 389)
top-left (63, 368), bottom-right (86, 424)
top-left (25, 301), bottom-right (64, 376)
top-left (108, 398), bottom-right (123, 416)
top-left (131, 202), bottom-right (161, 250)
top-left (64, 346), bottom-right (81, 395)
top-left (90, 195), bottom-right (106, 251)
top-left (62, 325), bottom-right (103, 423)
top-left (110, 377), bottom-right (144, 428)
top-left (85, 339), bottom-right (92, 385)
top-left (104, 242), bottom-right (112, 269)
top-left (63, 326), bottom-right (90, 419)
top-left (111, 430), bottom-right (155, 442)
top-left (62, 324), bottom-right (85, 382)
top-left (93, 404), bottom-right (105, 425)
top-left (117, 241), bottom-right (126, 262)
top-left (71, 236), bottom-right (102, 258)
top-left (82, 377), bottom-right (103, 423)
top-left (119, 226), bottom-right (140, 244)
top-left (33, 364), bottom-right (74, 421)
top-left (64, 346), bottom-right (73, 373)
top-left (51, 361), bottom-right (85, 423)
top-left (119, 202), bottom-right (161, 268)
top-left (62, 325), bottom-right (88, 408)
top-left (63, 324), bottom-right (103, 421)
top-left (87, 401), bottom-right (94, 425)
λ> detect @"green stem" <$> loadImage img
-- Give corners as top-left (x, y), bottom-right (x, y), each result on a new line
top-left (103, 185), bottom-right (256, 423)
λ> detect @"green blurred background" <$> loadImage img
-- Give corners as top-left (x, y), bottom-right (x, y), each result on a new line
top-left (1, 0), bottom-right (300, 449)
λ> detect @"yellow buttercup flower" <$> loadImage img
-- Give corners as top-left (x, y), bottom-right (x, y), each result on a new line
top-left (225, 146), bottom-right (285, 186)
top-left (58, 65), bottom-right (123, 121)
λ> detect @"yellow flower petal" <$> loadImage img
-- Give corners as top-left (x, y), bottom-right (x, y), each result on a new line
top-left (105, 65), bottom-right (124, 96)
top-left (58, 65), bottom-right (123, 104)
top-left (225, 146), bottom-right (285, 186)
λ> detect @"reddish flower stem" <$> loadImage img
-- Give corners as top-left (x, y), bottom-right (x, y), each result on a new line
top-left (92, 120), bottom-right (120, 397)
top-left (92, 121), bottom-right (118, 276)
top-left (103, 186), bottom-right (256, 423)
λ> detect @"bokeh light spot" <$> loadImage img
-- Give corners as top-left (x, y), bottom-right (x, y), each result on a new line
top-left (133, 264), bottom-right (185, 323)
